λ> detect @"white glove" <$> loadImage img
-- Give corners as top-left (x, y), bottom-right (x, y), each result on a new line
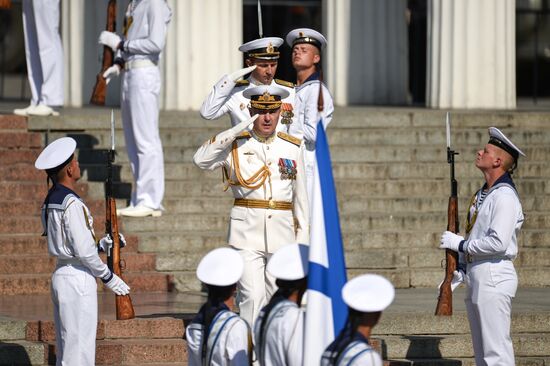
top-left (438, 270), bottom-right (465, 292)
top-left (228, 65), bottom-right (256, 82)
top-left (102, 65), bottom-right (121, 85)
top-left (439, 231), bottom-right (464, 252)
top-left (98, 31), bottom-right (122, 52)
top-left (98, 233), bottom-right (126, 252)
top-left (231, 114), bottom-right (259, 136)
top-left (103, 273), bottom-right (130, 295)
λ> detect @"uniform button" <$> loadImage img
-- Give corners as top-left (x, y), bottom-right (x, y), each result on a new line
top-left (268, 215), bottom-right (272, 219)
top-left (266, 146), bottom-right (270, 150)
top-left (268, 162), bottom-right (271, 166)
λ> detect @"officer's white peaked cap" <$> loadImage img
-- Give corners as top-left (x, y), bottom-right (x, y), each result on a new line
top-left (488, 127), bottom-right (526, 160)
top-left (196, 247), bottom-right (244, 287)
top-left (239, 37), bottom-right (283, 60)
top-left (267, 243), bottom-right (309, 281)
top-left (286, 28), bottom-right (327, 50)
top-left (35, 137), bottom-right (77, 170)
top-left (243, 85), bottom-right (290, 100)
top-left (342, 274), bottom-right (395, 313)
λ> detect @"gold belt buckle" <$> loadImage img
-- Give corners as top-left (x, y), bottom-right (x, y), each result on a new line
top-left (268, 199), bottom-right (276, 209)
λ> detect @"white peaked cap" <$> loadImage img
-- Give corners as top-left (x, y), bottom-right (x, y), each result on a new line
top-left (35, 137), bottom-right (77, 170)
top-left (342, 274), bottom-right (395, 312)
top-left (239, 37), bottom-right (284, 60)
top-left (488, 127), bottom-right (526, 160)
top-left (286, 28), bottom-right (327, 50)
top-left (243, 85), bottom-right (290, 100)
top-left (267, 243), bottom-right (309, 281)
top-left (196, 247), bottom-right (244, 287)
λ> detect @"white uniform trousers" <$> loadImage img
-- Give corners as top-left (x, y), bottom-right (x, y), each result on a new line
top-left (51, 264), bottom-right (98, 366)
top-left (121, 66), bottom-right (165, 209)
top-left (234, 248), bottom-right (277, 328)
top-left (22, 0), bottom-right (64, 107)
top-left (465, 259), bottom-right (517, 366)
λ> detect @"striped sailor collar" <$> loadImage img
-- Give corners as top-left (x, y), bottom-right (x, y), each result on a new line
top-left (43, 183), bottom-right (81, 206)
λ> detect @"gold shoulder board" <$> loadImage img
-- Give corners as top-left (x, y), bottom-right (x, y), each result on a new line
top-left (236, 80), bottom-right (250, 87)
top-left (274, 79), bottom-right (295, 88)
top-left (236, 131), bottom-right (251, 139)
top-left (277, 132), bottom-right (301, 146)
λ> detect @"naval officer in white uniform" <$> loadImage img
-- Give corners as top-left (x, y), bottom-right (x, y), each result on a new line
top-left (440, 127), bottom-right (525, 366)
top-left (35, 137), bottom-right (130, 366)
top-left (99, 0), bottom-right (171, 217)
top-left (322, 274), bottom-right (395, 366)
top-left (200, 37), bottom-right (295, 131)
top-left (14, 0), bottom-right (63, 117)
top-left (254, 243), bottom-right (308, 366)
top-left (186, 247), bottom-right (251, 366)
top-left (285, 28), bottom-right (334, 205)
top-left (193, 85), bottom-right (309, 328)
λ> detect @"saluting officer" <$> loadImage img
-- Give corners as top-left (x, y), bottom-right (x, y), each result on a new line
top-left (322, 274), bottom-right (395, 366)
top-left (186, 247), bottom-right (251, 366)
top-left (285, 28), bottom-right (334, 204)
top-left (200, 37), bottom-right (296, 131)
top-left (254, 243), bottom-right (308, 366)
top-left (35, 137), bottom-right (130, 366)
top-left (98, 0), bottom-right (172, 218)
top-left (193, 85), bottom-right (309, 328)
top-left (440, 127), bottom-right (525, 366)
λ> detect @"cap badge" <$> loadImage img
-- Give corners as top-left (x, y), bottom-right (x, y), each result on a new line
top-left (299, 31), bottom-right (304, 37)
top-left (266, 42), bottom-right (274, 53)
top-left (240, 103), bottom-right (246, 110)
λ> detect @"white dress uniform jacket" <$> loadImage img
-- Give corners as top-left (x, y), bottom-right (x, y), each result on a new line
top-left (119, 0), bottom-right (171, 209)
top-left (283, 74), bottom-right (334, 205)
top-left (41, 184), bottom-right (110, 366)
top-left (461, 173), bottom-right (523, 366)
top-left (200, 75), bottom-right (295, 131)
top-left (186, 308), bottom-right (250, 366)
top-left (193, 125), bottom-right (309, 327)
top-left (22, 0), bottom-right (64, 107)
top-left (254, 299), bottom-right (304, 366)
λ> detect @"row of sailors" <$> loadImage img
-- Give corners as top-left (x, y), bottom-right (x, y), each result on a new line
top-left (186, 244), bottom-right (395, 366)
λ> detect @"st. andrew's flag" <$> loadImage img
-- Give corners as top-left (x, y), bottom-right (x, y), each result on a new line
top-left (303, 122), bottom-right (348, 364)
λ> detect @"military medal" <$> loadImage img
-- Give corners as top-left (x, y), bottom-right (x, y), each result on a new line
top-left (279, 158), bottom-right (297, 180)
top-left (280, 103), bottom-right (294, 125)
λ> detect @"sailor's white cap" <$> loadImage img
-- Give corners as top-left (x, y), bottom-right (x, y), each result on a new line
top-left (239, 37), bottom-right (284, 60)
top-left (286, 28), bottom-right (327, 50)
top-left (196, 247), bottom-right (244, 287)
top-left (488, 127), bottom-right (526, 160)
top-left (35, 137), bottom-right (77, 171)
top-left (267, 243), bottom-right (309, 281)
top-left (342, 274), bottom-right (395, 313)
top-left (243, 85), bottom-right (289, 110)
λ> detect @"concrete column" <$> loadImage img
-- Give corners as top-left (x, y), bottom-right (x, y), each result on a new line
top-left (427, 0), bottom-right (516, 109)
top-left (61, 0), bottom-right (85, 107)
top-left (325, 0), bottom-right (408, 105)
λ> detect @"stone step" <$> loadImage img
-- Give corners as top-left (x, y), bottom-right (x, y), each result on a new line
top-left (379, 333), bottom-right (550, 359)
top-left (0, 214), bottom-right (103, 235)
top-left (0, 340), bottom-right (46, 365)
top-left (0, 252), bottom-right (156, 275)
top-left (0, 148), bottom-right (40, 165)
top-left (0, 114), bottom-right (27, 130)
top-left (0, 163), bottom-right (44, 182)
top-left (0, 272), bottom-right (173, 295)
top-left (387, 357), bottom-right (550, 366)
top-left (0, 319), bottom-right (27, 341)
top-left (0, 132), bottom-right (42, 150)
top-left (45, 127), bottom-right (550, 150)
top-left (0, 182), bottom-right (87, 201)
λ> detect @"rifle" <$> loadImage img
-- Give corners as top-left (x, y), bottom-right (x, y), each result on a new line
top-left (105, 109), bottom-right (135, 320)
top-left (435, 112), bottom-right (459, 316)
top-left (91, 0), bottom-right (117, 105)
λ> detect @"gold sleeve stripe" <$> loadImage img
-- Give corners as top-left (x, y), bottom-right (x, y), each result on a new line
top-left (277, 132), bottom-right (301, 146)
top-left (274, 79), bottom-right (295, 88)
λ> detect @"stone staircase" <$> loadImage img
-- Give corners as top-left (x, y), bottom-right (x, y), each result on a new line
top-left (0, 107), bottom-right (549, 365)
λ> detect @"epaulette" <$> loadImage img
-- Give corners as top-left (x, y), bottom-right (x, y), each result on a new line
top-left (236, 131), bottom-right (251, 139)
top-left (235, 80), bottom-right (250, 87)
top-left (277, 132), bottom-right (301, 146)
top-left (274, 79), bottom-right (295, 88)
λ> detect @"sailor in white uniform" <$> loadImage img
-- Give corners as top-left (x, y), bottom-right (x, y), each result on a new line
top-left (193, 85), bottom-right (309, 328)
top-left (14, 0), bottom-right (63, 117)
top-left (99, 0), bottom-right (172, 217)
top-left (200, 37), bottom-right (295, 131)
top-left (284, 28), bottom-right (334, 204)
top-left (321, 274), bottom-right (395, 366)
top-left (35, 137), bottom-right (130, 366)
top-left (254, 243), bottom-right (308, 366)
top-left (185, 247), bottom-right (251, 366)
top-left (440, 127), bottom-right (525, 366)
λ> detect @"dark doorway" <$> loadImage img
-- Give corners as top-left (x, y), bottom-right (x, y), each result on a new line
top-left (407, 0), bottom-right (427, 105)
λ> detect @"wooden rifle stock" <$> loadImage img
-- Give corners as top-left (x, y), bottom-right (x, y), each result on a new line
top-left (106, 196), bottom-right (135, 320)
top-left (90, 0), bottom-right (117, 105)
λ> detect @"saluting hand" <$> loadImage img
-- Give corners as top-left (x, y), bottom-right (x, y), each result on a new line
top-left (229, 65), bottom-right (257, 82)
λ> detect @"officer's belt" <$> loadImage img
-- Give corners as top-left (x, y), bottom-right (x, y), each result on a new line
top-left (466, 254), bottom-right (511, 263)
top-left (124, 59), bottom-right (158, 70)
top-left (56, 258), bottom-right (82, 266)
top-left (234, 198), bottom-right (293, 210)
